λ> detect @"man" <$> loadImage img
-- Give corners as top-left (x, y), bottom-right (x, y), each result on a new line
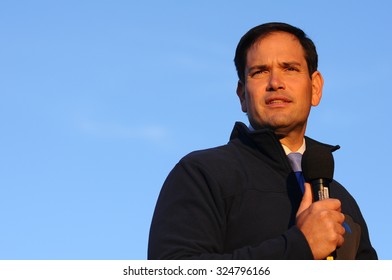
top-left (148, 22), bottom-right (377, 259)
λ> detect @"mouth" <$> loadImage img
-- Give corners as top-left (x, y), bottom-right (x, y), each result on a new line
top-left (265, 96), bottom-right (292, 106)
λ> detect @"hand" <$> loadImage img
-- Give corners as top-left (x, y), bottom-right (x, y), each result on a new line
top-left (296, 183), bottom-right (346, 260)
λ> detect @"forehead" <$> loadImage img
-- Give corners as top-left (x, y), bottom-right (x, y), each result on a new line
top-left (247, 32), bottom-right (306, 64)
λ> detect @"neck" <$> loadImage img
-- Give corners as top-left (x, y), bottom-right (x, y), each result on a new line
top-left (275, 129), bottom-right (306, 152)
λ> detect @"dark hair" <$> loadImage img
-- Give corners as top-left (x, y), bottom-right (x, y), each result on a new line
top-left (234, 22), bottom-right (318, 82)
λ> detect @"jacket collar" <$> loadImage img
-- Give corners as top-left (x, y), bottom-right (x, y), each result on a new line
top-left (229, 122), bottom-right (339, 172)
top-left (229, 122), bottom-right (291, 173)
top-left (230, 122), bottom-right (338, 151)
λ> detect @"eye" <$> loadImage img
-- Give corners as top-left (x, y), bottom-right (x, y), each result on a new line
top-left (251, 70), bottom-right (262, 76)
top-left (286, 66), bottom-right (299, 72)
top-left (250, 69), bottom-right (268, 78)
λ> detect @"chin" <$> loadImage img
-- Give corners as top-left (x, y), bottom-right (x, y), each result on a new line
top-left (253, 118), bottom-right (291, 130)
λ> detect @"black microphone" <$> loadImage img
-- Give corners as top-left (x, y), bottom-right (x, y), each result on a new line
top-left (301, 145), bottom-right (340, 260)
top-left (301, 145), bottom-right (338, 201)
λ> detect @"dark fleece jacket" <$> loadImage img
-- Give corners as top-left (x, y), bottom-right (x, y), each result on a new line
top-left (148, 122), bottom-right (377, 260)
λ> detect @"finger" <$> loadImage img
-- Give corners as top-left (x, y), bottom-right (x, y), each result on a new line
top-left (326, 198), bottom-right (342, 212)
top-left (336, 225), bottom-right (346, 247)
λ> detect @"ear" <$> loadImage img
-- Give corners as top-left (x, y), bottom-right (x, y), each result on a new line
top-left (310, 71), bottom-right (324, 106)
top-left (236, 80), bottom-right (247, 112)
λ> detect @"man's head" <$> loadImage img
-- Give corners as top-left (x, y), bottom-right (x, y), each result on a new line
top-left (234, 22), bottom-right (323, 149)
top-left (234, 22), bottom-right (318, 83)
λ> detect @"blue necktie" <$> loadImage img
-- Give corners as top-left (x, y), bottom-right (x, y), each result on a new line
top-left (287, 152), bottom-right (305, 193)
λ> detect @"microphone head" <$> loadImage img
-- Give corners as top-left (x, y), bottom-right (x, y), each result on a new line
top-left (302, 145), bottom-right (335, 182)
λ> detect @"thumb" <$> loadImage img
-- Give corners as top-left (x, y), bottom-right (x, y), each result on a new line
top-left (296, 182), bottom-right (313, 218)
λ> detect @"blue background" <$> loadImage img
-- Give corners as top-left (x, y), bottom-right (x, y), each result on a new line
top-left (1, 0), bottom-right (390, 259)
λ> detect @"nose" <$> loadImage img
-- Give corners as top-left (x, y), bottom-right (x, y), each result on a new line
top-left (267, 70), bottom-right (285, 91)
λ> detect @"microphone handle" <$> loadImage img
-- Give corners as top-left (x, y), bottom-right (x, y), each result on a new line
top-left (311, 179), bottom-right (335, 260)
top-left (311, 178), bottom-right (330, 201)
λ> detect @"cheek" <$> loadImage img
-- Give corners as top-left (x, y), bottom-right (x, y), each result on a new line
top-left (297, 99), bottom-right (313, 119)
top-left (245, 83), bottom-right (265, 104)
top-left (245, 91), bottom-right (264, 113)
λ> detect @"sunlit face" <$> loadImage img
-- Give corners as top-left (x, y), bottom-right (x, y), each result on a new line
top-left (237, 32), bottom-right (323, 138)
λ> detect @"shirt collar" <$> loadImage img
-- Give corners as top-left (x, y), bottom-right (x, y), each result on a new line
top-left (282, 140), bottom-right (306, 155)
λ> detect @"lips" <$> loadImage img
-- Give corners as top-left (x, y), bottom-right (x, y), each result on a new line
top-left (269, 100), bottom-right (287, 104)
top-left (265, 95), bottom-right (292, 105)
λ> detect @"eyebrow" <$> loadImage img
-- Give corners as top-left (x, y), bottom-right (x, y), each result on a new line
top-left (281, 61), bottom-right (302, 68)
top-left (247, 61), bottom-right (303, 72)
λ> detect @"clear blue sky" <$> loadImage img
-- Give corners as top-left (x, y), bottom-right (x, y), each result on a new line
top-left (1, 0), bottom-right (391, 259)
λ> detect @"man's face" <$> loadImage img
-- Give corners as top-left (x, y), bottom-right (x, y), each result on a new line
top-left (237, 32), bottom-right (323, 138)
